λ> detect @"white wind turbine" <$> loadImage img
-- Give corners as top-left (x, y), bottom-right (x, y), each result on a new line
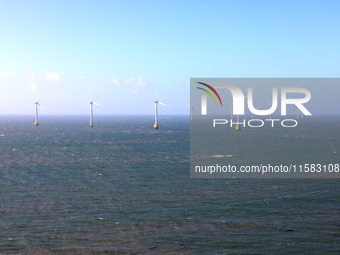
top-left (297, 108), bottom-right (303, 120)
top-left (152, 86), bottom-right (169, 129)
top-left (190, 104), bottom-right (193, 120)
top-left (267, 97), bottom-right (272, 120)
top-left (188, 103), bottom-right (194, 120)
top-left (263, 87), bottom-right (276, 121)
top-left (88, 92), bottom-right (101, 127)
top-left (226, 90), bottom-right (243, 131)
top-left (220, 88), bottom-right (241, 131)
top-left (33, 100), bottom-right (41, 126)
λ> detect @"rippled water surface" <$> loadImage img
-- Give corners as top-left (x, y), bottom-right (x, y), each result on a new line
top-left (0, 116), bottom-right (339, 254)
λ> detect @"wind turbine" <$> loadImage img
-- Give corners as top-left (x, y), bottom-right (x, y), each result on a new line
top-left (222, 88), bottom-right (241, 131)
top-left (190, 105), bottom-right (193, 120)
top-left (152, 86), bottom-right (169, 129)
top-left (188, 103), bottom-right (194, 120)
top-left (234, 96), bottom-right (244, 132)
top-left (89, 97), bottom-right (101, 127)
top-left (264, 87), bottom-right (275, 121)
top-left (267, 97), bottom-right (272, 120)
top-left (234, 93), bottom-right (247, 131)
top-left (235, 114), bottom-right (241, 131)
top-left (297, 108), bottom-right (303, 120)
top-left (33, 100), bottom-right (41, 126)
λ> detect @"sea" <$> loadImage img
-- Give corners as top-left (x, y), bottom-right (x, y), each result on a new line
top-left (0, 115), bottom-right (339, 254)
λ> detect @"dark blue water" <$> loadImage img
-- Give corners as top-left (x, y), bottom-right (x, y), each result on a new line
top-left (0, 116), bottom-right (339, 254)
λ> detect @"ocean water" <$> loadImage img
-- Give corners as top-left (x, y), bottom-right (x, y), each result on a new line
top-left (0, 116), bottom-right (339, 254)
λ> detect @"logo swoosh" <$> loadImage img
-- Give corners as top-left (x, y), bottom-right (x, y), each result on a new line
top-left (196, 87), bottom-right (217, 105)
top-left (197, 82), bottom-right (222, 106)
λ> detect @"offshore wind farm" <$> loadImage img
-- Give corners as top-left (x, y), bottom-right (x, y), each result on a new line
top-left (1, 1), bottom-right (340, 254)
top-left (31, 86), bottom-right (172, 129)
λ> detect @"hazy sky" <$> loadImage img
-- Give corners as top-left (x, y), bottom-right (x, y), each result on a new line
top-left (0, 0), bottom-right (339, 115)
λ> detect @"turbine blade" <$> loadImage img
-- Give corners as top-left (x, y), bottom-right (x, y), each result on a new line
top-left (153, 84), bottom-right (158, 100)
top-left (93, 102), bottom-right (101, 106)
top-left (151, 103), bottom-right (156, 112)
top-left (159, 102), bottom-right (170, 108)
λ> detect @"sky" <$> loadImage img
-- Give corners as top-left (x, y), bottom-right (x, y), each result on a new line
top-left (0, 0), bottom-right (340, 115)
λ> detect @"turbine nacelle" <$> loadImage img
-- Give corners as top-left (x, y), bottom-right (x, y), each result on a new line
top-left (90, 100), bottom-right (101, 106)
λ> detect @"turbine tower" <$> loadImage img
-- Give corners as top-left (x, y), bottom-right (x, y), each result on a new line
top-left (190, 104), bottom-right (193, 121)
top-left (34, 100), bottom-right (40, 126)
top-left (89, 98), bottom-right (100, 127)
top-left (89, 100), bottom-right (94, 127)
top-left (223, 88), bottom-right (241, 131)
top-left (235, 114), bottom-right (241, 131)
top-left (152, 86), bottom-right (169, 129)
top-left (189, 102), bottom-right (196, 121)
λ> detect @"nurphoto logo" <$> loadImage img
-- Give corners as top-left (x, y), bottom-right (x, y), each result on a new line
top-left (195, 80), bottom-right (312, 128)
